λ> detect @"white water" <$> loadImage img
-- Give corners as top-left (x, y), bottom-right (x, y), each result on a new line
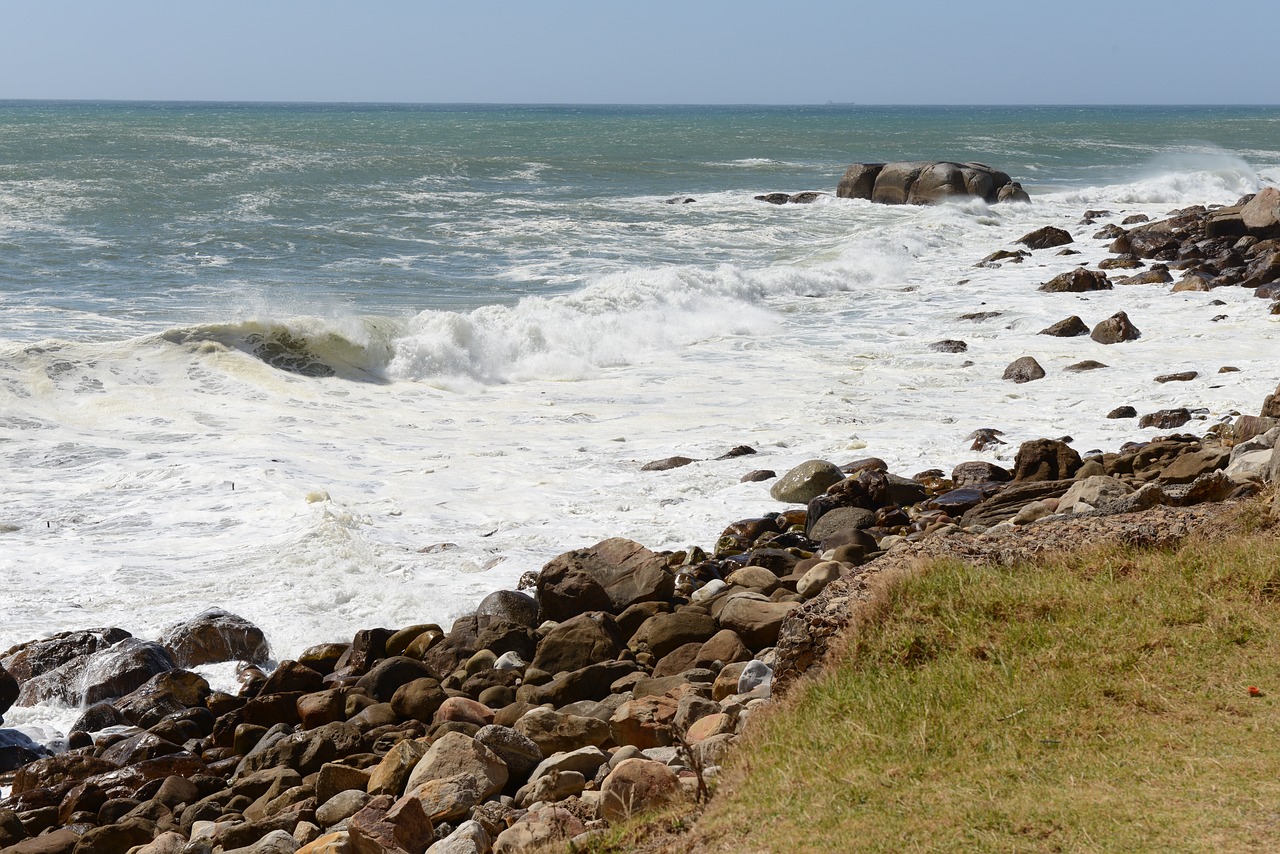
top-left (2, 167), bottom-right (1278, 739)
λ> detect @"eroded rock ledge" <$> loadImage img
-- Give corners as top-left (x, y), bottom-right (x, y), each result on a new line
top-left (837, 161), bottom-right (1030, 205)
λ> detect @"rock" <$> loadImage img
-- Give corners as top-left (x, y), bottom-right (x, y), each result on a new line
top-left (473, 725), bottom-right (541, 782)
top-left (526, 745), bottom-right (608, 786)
top-left (960, 480), bottom-right (1075, 528)
top-left (807, 506), bottom-right (876, 543)
top-left (1017, 226), bottom-right (1073, 250)
top-left (1038, 268), bottom-right (1111, 293)
top-left (1090, 311), bottom-right (1141, 344)
top-left (1012, 439), bottom-right (1081, 482)
top-left (1155, 371), bottom-right (1197, 384)
top-left (296, 833), bottom-right (353, 854)
top-left (406, 732), bottom-right (508, 799)
top-left (599, 758), bottom-right (682, 823)
top-left (367, 739), bottom-right (430, 797)
top-left (715, 596), bottom-right (799, 650)
top-left (403, 773), bottom-right (485, 824)
top-left (1, 627), bottom-right (131, 683)
top-left (1241, 186), bottom-right (1280, 237)
top-left (161, 609), bottom-right (270, 667)
top-left (1057, 476), bottom-right (1134, 514)
top-left (517, 660), bottom-right (635, 708)
top-left (520, 769), bottom-right (585, 806)
top-left (789, 191), bottom-right (825, 204)
top-left (1039, 315), bottom-right (1090, 337)
top-left (929, 339), bottom-right (968, 352)
top-left (1064, 360), bottom-right (1107, 373)
top-left (1139, 408), bottom-right (1192, 430)
top-left (641, 456), bottom-right (696, 471)
top-left (114, 668), bottom-right (210, 728)
top-left (1108, 406), bottom-right (1137, 419)
top-left (316, 789), bottom-right (370, 827)
top-left (17, 637), bottom-right (174, 707)
top-left (737, 660), bottom-right (773, 695)
top-left (769, 460), bottom-right (845, 504)
top-left (514, 707), bottom-right (610, 756)
top-left (475, 590), bottom-right (539, 631)
top-left (535, 538), bottom-right (674, 622)
top-left (998, 183), bottom-right (1031, 203)
top-left (1002, 356), bottom-right (1045, 384)
top-left (69, 817), bottom-right (156, 854)
top-left (492, 807), bottom-right (584, 854)
top-left (796, 562), bottom-right (843, 599)
top-left (755, 192), bottom-right (790, 205)
top-left (0, 664), bottom-right (17, 718)
top-left (629, 611), bottom-right (717, 659)
top-left (424, 820), bottom-right (491, 854)
top-left (347, 794), bottom-right (432, 854)
top-left (837, 161), bottom-right (1020, 205)
top-left (950, 461), bottom-right (1011, 488)
top-left (529, 612), bottom-right (623, 675)
top-left (1160, 448), bottom-right (1230, 484)
top-left (355, 656), bottom-right (438, 704)
top-left (0, 728), bottom-right (49, 773)
top-left (609, 696), bottom-right (679, 750)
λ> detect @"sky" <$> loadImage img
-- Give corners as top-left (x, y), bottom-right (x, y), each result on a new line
top-left (3, 0), bottom-right (1278, 105)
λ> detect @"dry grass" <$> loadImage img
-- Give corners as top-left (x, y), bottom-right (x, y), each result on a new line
top-left (685, 502), bottom-right (1280, 853)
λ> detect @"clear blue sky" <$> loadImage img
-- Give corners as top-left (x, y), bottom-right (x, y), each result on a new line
top-left (4, 0), bottom-right (1277, 104)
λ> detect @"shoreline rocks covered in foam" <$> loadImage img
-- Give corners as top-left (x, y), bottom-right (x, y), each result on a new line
top-left (2, 197), bottom-right (1280, 853)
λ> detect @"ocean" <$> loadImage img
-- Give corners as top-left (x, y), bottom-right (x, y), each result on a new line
top-left (2, 103), bottom-right (1279, 731)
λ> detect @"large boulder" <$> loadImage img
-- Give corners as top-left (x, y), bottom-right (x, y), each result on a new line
top-left (837, 161), bottom-right (1020, 205)
top-left (1012, 439), bottom-right (1082, 482)
top-left (405, 732), bottom-right (508, 799)
top-left (535, 538), bottom-right (674, 622)
top-left (17, 637), bottom-right (174, 707)
top-left (1091, 311), bottom-right (1141, 344)
top-left (770, 460), bottom-right (845, 504)
top-left (529, 612), bottom-right (623, 676)
top-left (1241, 187), bottom-right (1280, 237)
top-left (1038, 268), bottom-right (1111, 293)
top-left (599, 758), bottom-right (682, 823)
top-left (1, 627), bottom-right (131, 683)
top-left (160, 609), bottom-right (269, 667)
top-left (1017, 226), bottom-right (1073, 250)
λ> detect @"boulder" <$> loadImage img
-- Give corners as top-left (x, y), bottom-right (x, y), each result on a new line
top-left (1139, 408), bottom-right (1192, 430)
top-left (474, 590), bottom-right (539, 631)
top-left (1057, 476), bottom-right (1134, 514)
top-left (367, 738), bottom-right (430, 797)
top-left (113, 669), bottom-right (210, 728)
top-left (950, 461), bottom-right (1012, 487)
top-left (1012, 439), bottom-right (1082, 482)
top-left (405, 732), bottom-right (508, 798)
top-left (403, 773), bottom-right (485, 824)
top-left (960, 480), bottom-right (1075, 528)
top-left (716, 596), bottom-right (800, 650)
top-left (535, 538), bottom-right (674, 622)
top-left (1039, 315), bottom-right (1090, 337)
top-left (425, 820), bottom-right (491, 854)
top-left (160, 609), bottom-right (269, 668)
top-left (599, 758), bottom-right (682, 823)
top-left (513, 707), bottom-right (611, 756)
top-left (0, 627), bottom-right (131, 683)
top-left (838, 161), bottom-right (1019, 205)
top-left (769, 460), bottom-right (845, 503)
top-left (1017, 226), bottom-right (1073, 250)
top-left (529, 612), bottom-right (623, 675)
top-left (628, 611), bottom-right (717, 658)
top-left (1241, 186), bottom-right (1280, 237)
top-left (1038, 268), bottom-right (1111, 293)
top-left (492, 807), bottom-right (585, 854)
top-left (1002, 356), bottom-right (1045, 384)
top-left (0, 663), bottom-right (17, 718)
top-left (1090, 311), bottom-right (1141, 344)
top-left (473, 725), bottom-right (542, 782)
top-left (18, 637), bottom-right (174, 707)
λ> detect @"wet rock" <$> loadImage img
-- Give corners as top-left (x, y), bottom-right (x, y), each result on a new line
top-left (1155, 371), bottom-right (1198, 383)
top-left (160, 609), bottom-right (270, 668)
top-left (0, 664), bottom-right (17, 719)
top-left (769, 460), bottom-right (845, 504)
top-left (1002, 356), bottom-right (1045, 384)
top-left (1, 627), bottom-right (132, 684)
top-left (1090, 311), bottom-right (1141, 344)
top-left (1117, 267), bottom-right (1174, 285)
top-left (978, 249), bottom-right (1029, 265)
top-left (640, 456), bottom-right (696, 471)
top-left (929, 339), bottom-right (968, 352)
top-left (1241, 186), bottom-right (1280, 237)
top-left (114, 669), bottom-right (210, 728)
top-left (1039, 315), bottom-right (1090, 337)
top-left (18, 638), bottom-right (174, 707)
top-left (789, 191), bottom-right (826, 204)
top-left (475, 590), bottom-right (539, 632)
top-left (1139, 408), bottom-right (1192, 430)
top-left (1108, 406), bottom-right (1137, 419)
top-left (1017, 226), bottom-right (1073, 250)
top-left (1064, 360), bottom-right (1108, 372)
top-left (950, 461), bottom-right (1011, 487)
top-left (1038, 268), bottom-right (1111, 293)
top-left (754, 192), bottom-right (790, 205)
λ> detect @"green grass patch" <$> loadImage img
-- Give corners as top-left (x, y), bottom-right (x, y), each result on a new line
top-left (695, 521), bottom-right (1280, 853)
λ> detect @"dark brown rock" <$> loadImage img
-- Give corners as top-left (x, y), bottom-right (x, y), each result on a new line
top-left (1038, 268), bottom-right (1111, 293)
top-left (929, 339), bottom-right (968, 352)
top-left (1, 628), bottom-right (131, 684)
top-left (1002, 356), bottom-right (1045, 384)
top-left (1139, 408), bottom-right (1193, 429)
top-left (355, 656), bottom-right (439, 704)
top-left (1155, 371), bottom-right (1198, 383)
top-left (530, 612), bottom-right (623, 676)
top-left (1090, 311), bottom-right (1141, 344)
top-left (1064, 360), bottom-right (1108, 372)
top-left (535, 538), bottom-right (674, 622)
top-left (960, 480), bottom-right (1075, 528)
top-left (1017, 226), bottom-right (1073, 250)
top-left (641, 456), bottom-right (696, 471)
top-left (113, 669), bottom-right (210, 728)
top-left (160, 609), bottom-right (269, 668)
top-left (628, 611), bottom-right (717, 658)
top-left (1012, 439), bottom-right (1082, 482)
top-left (951, 461), bottom-right (1012, 487)
top-left (1108, 406), bottom-right (1137, 419)
top-left (1039, 315), bottom-right (1090, 337)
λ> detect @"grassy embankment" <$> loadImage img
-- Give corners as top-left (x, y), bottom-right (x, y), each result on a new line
top-left (593, 499), bottom-right (1280, 853)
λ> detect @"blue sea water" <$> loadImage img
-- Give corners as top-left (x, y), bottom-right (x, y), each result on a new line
top-left (1, 103), bottom-right (1278, 703)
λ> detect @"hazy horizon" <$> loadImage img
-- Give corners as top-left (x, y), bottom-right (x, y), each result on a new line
top-left (4, 1), bottom-right (1277, 105)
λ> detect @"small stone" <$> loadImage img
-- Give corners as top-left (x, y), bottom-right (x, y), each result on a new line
top-left (1064, 360), bottom-right (1108, 372)
top-left (1155, 371), bottom-right (1198, 383)
top-left (1107, 406), bottom-right (1137, 419)
top-left (929, 340), bottom-right (968, 353)
top-left (1039, 315), bottom-right (1090, 337)
top-left (1002, 356), bottom-right (1046, 384)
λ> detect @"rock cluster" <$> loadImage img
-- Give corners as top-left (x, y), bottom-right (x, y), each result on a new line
top-left (836, 161), bottom-right (1029, 205)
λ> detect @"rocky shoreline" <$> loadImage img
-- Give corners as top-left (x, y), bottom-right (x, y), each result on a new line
top-left (3, 194), bottom-right (1280, 854)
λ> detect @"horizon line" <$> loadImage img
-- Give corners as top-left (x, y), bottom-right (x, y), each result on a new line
top-left (1, 98), bottom-right (1278, 109)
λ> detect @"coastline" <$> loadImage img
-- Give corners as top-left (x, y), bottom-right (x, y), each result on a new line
top-left (3, 191), bottom-right (1280, 851)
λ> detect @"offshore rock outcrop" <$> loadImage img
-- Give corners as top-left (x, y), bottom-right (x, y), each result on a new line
top-left (836, 161), bottom-right (1029, 205)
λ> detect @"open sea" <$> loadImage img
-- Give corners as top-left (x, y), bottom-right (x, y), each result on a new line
top-left (2, 103), bottom-right (1279, 733)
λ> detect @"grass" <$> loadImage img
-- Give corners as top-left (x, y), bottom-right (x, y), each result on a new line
top-left (687, 504), bottom-right (1280, 853)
